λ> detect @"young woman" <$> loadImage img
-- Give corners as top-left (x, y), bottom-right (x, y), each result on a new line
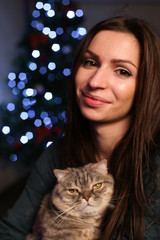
top-left (0, 16), bottom-right (159, 240)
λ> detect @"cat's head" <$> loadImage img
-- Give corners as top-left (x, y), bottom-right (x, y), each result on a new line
top-left (52, 159), bottom-right (114, 218)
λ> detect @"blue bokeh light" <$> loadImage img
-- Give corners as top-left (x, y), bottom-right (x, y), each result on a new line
top-left (56, 27), bottom-right (63, 35)
top-left (29, 62), bottom-right (37, 71)
top-left (71, 30), bottom-right (79, 39)
top-left (40, 111), bottom-right (48, 119)
top-left (63, 68), bottom-right (71, 76)
top-left (8, 80), bottom-right (16, 88)
top-left (32, 10), bottom-right (40, 18)
top-left (10, 154), bottom-right (17, 162)
top-left (61, 111), bottom-right (66, 120)
top-left (30, 99), bottom-right (36, 106)
top-left (43, 117), bottom-right (52, 126)
top-left (77, 27), bottom-right (87, 36)
top-left (62, 45), bottom-right (72, 54)
top-left (51, 116), bottom-right (58, 124)
top-left (17, 81), bottom-right (25, 90)
top-left (7, 136), bottom-right (14, 144)
top-left (31, 20), bottom-right (38, 28)
top-left (28, 110), bottom-right (35, 118)
top-left (37, 23), bottom-right (44, 31)
top-left (76, 9), bottom-right (83, 17)
top-left (71, 27), bottom-right (87, 39)
top-left (55, 97), bottom-right (62, 105)
top-left (39, 66), bottom-right (47, 74)
top-left (23, 98), bottom-right (30, 107)
top-left (48, 73), bottom-right (55, 81)
top-left (7, 103), bottom-right (15, 111)
top-left (63, 0), bottom-right (70, 5)
top-left (34, 119), bottom-right (42, 127)
top-left (26, 132), bottom-right (34, 140)
top-left (58, 111), bottom-right (66, 121)
top-left (18, 72), bottom-right (27, 81)
top-left (12, 87), bottom-right (20, 95)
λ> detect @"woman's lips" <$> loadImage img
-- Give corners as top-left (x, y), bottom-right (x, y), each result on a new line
top-left (81, 92), bottom-right (111, 107)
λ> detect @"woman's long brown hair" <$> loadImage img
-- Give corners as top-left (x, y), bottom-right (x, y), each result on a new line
top-left (60, 16), bottom-right (160, 239)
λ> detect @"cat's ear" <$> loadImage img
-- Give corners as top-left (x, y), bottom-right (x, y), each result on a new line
top-left (91, 159), bottom-right (108, 174)
top-left (53, 169), bottom-right (68, 182)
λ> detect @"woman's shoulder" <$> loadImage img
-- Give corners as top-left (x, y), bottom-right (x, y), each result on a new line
top-left (40, 136), bottom-right (62, 158)
top-left (34, 136), bottom-right (63, 170)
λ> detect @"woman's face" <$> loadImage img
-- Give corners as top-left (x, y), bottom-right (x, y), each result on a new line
top-left (75, 30), bottom-right (140, 124)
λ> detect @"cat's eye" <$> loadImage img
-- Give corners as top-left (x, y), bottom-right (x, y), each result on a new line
top-left (92, 183), bottom-right (102, 190)
top-left (68, 189), bottom-right (79, 194)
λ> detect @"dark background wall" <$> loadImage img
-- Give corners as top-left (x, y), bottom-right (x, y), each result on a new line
top-left (79, 0), bottom-right (160, 31)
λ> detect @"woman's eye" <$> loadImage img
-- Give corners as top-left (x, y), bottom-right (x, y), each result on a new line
top-left (82, 59), bottom-right (97, 68)
top-left (116, 69), bottom-right (132, 77)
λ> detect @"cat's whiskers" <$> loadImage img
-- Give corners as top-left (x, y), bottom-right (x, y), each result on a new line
top-left (51, 203), bottom-right (94, 228)
top-left (49, 203), bottom-right (79, 227)
top-left (58, 204), bottom-right (98, 227)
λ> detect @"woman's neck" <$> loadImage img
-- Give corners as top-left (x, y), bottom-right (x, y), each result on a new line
top-left (90, 117), bottom-right (131, 161)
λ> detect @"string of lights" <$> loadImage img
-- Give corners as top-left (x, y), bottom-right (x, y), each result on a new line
top-left (0, 0), bottom-right (86, 165)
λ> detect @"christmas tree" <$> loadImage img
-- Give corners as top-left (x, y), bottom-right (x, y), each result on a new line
top-left (0, 0), bottom-right (86, 166)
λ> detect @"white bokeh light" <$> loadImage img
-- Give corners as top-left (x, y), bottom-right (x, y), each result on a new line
top-left (47, 10), bottom-right (55, 17)
top-left (36, 2), bottom-right (43, 10)
top-left (44, 92), bottom-right (53, 100)
top-left (48, 62), bottom-right (56, 70)
top-left (20, 136), bottom-right (28, 144)
top-left (43, 3), bottom-right (51, 11)
top-left (32, 50), bottom-right (40, 58)
top-left (66, 10), bottom-right (75, 19)
top-left (2, 126), bottom-right (10, 135)
top-left (51, 43), bottom-right (60, 52)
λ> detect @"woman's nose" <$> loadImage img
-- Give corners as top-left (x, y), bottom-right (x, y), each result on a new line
top-left (88, 67), bottom-right (109, 89)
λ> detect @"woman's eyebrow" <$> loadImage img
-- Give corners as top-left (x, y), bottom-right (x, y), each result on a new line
top-left (111, 59), bottom-right (138, 69)
top-left (85, 49), bottom-right (99, 60)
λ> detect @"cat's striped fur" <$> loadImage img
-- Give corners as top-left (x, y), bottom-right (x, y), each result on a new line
top-left (26, 159), bottom-right (114, 240)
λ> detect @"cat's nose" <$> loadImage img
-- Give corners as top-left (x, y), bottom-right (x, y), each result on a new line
top-left (83, 190), bottom-right (91, 201)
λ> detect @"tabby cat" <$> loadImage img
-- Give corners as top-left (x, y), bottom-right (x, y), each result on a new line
top-left (26, 159), bottom-right (114, 240)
